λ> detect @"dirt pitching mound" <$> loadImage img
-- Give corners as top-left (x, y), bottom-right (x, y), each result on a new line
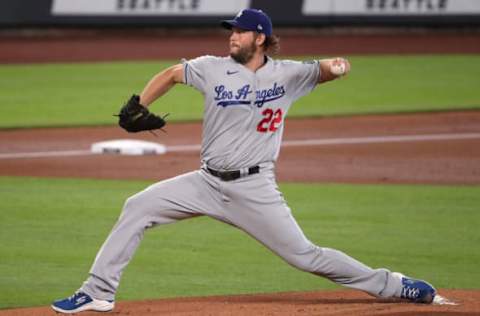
top-left (1, 289), bottom-right (479, 316)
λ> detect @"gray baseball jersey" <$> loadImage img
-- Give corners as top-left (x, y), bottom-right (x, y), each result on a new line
top-left (183, 55), bottom-right (319, 170)
top-left (80, 55), bottom-right (404, 303)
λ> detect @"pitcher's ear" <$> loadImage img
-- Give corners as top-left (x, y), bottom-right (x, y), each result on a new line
top-left (256, 33), bottom-right (266, 46)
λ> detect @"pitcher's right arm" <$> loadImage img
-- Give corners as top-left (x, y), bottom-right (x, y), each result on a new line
top-left (139, 64), bottom-right (184, 107)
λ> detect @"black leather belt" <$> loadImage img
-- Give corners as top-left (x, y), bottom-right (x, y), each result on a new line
top-left (206, 166), bottom-right (260, 181)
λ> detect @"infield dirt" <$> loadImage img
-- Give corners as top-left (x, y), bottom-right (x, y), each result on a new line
top-left (0, 289), bottom-right (479, 316)
top-left (1, 110), bottom-right (480, 184)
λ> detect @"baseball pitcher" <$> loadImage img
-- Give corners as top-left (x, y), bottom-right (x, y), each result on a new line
top-left (52, 9), bottom-right (436, 314)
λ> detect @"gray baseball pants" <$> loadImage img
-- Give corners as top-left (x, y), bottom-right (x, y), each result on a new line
top-left (81, 167), bottom-right (402, 301)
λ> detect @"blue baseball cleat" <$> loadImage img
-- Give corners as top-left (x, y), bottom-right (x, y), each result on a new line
top-left (51, 291), bottom-right (114, 314)
top-left (394, 273), bottom-right (436, 304)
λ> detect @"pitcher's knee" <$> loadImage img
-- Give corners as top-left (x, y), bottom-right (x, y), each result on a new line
top-left (283, 246), bottom-right (324, 273)
top-left (288, 258), bottom-right (314, 272)
top-left (122, 195), bottom-right (143, 215)
top-left (121, 193), bottom-right (187, 225)
top-left (119, 193), bottom-right (156, 221)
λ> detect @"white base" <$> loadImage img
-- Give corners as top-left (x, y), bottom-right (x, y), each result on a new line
top-left (91, 139), bottom-right (166, 156)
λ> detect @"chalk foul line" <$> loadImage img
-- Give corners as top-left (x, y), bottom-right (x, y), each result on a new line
top-left (1, 132), bottom-right (479, 159)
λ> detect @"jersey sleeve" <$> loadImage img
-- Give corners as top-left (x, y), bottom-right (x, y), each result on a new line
top-left (182, 55), bottom-right (214, 93)
top-left (287, 60), bottom-right (321, 101)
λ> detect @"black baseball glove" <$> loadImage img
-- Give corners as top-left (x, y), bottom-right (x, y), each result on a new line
top-left (116, 95), bottom-right (167, 133)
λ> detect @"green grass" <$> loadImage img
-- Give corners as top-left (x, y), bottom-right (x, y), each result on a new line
top-left (1, 55), bottom-right (479, 128)
top-left (0, 176), bottom-right (479, 309)
top-left (295, 55), bottom-right (480, 116)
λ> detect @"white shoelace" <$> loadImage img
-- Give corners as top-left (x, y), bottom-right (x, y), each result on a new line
top-left (402, 286), bottom-right (420, 299)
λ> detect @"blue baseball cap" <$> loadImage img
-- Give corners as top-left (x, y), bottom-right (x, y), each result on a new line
top-left (221, 9), bottom-right (273, 36)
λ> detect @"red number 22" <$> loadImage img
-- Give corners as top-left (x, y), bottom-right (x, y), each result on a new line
top-left (257, 108), bottom-right (283, 133)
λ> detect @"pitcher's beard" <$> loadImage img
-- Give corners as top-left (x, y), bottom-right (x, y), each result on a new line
top-left (230, 42), bottom-right (257, 65)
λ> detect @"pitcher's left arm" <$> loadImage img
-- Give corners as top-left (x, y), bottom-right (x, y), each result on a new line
top-left (318, 58), bottom-right (351, 83)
